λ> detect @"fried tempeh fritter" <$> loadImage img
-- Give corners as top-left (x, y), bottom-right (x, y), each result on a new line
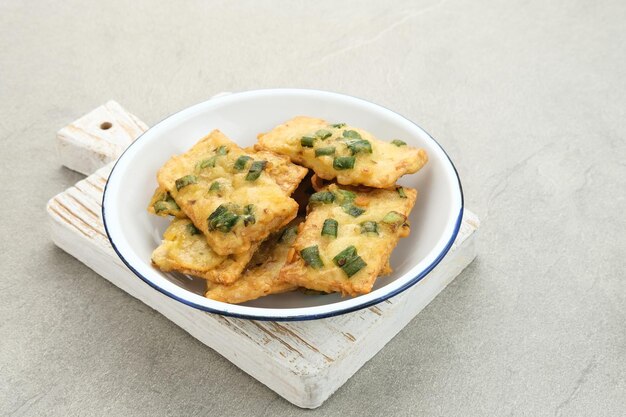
top-left (151, 218), bottom-right (259, 285)
top-left (278, 184), bottom-right (417, 296)
top-left (156, 130), bottom-right (301, 256)
top-left (205, 221), bottom-right (301, 304)
top-left (148, 147), bottom-right (307, 218)
top-left (256, 116), bottom-right (428, 188)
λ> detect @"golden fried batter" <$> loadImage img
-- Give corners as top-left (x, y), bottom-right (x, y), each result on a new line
top-left (278, 184), bottom-right (417, 296)
top-left (149, 144), bottom-right (307, 218)
top-left (205, 221), bottom-right (301, 304)
top-left (157, 130), bottom-right (300, 255)
top-left (257, 116), bottom-right (428, 188)
top-left (147, 189), bottom-right (186, 218)
top-left (151, 218), bottom-right (257, 284)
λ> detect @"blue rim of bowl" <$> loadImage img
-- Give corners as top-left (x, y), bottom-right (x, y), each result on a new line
top-left (102, 88), bottom-right (464, 321)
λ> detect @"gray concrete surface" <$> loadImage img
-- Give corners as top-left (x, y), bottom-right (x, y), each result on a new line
top-left (1, 0), bottom-right (625, 415)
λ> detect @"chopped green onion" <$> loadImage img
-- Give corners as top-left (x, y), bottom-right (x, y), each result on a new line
top-left (382, 211), bottom-right (406, 226)
top-left (300, 246), bottom-right (324, 269)
top-left (333, 246), bottom-right (357, 267)
top-left (332, 245), bottom-right (367, 277)
top-left (211, 211), bottom-right (239, 232)
top-left (330, 123), bottom-right (346, 128)
top-left (342, 204), bottom-right (365, 217)
top-left (300, 136), bottom-right (315, 147)
top-left (216, 145), bottom-right (228, 155)
top-left (346, 139), bottom-right (372, 155)
top-left (333, 156), bottom-right (355, 170)
top-left (198, 156), bottom-right (217, 169)
top-left (321, 218), bottom-right (338, 238)
top-left (315, 129), bottom-right (332, 140)
top-left (208, 204), bottom-right (227, 218)
top-left (154, 200), bottom-right (178, 213)
top-left (153, 201), bottom-right (169, 213)
top-left (245, 160), bottom-right (267, 181)
top-left (153, 193), bottom-right (179, 213)
top-left (279, 225), bottom-right (298, 243)
top-left (342, 256), bottom-right (367, 277)
top-left (336, 189), bottom-right (356, 203)
top-left (207, 204), bottom-right (240, 232)
top-left (342, 130), bottom-right (362, 139)
top-left (234, 155), bottom-right (252, 171)
top-left (391, 139), bottom-right (407, 147)
top-left (360, 221), bottom-right (378, 235)
top-left (243, 204), bottom-right (256, 226)
top-left (309, 191), bottom-right (335, 204)
top-left (315, 147), bottom-right (336, 157)
top-left (397, 186), bottom-right (407, 198)
top-left (187, 223), bottom-right (201, 235)
top-left (209, 181), bottom-right (220, 192)
top-left (175, 175), bottom-right (197, 190)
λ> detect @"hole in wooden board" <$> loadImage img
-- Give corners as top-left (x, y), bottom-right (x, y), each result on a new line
top-left (100, 122), bottom-right (113, 130)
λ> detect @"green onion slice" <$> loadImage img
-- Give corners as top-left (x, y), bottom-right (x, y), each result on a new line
top-left (198, 156), bottom-right (217, 169)
top-left (309, 191), bottom-right (335, 204)
top-left (333, 246), bottom-right (357, 267)
top-left (342, 130), bottom-right (362, 139)
top-left (279, 225), bottom-right (298, 243)
top-left (245, 160), bottom-right (267, 181)
top-left (300, 246), bottom-right (324, 269)
top-left (209, 181), bottom-right (220, 192)
top-left (332, 245), bottom-right (367, 277)
top-left (315, 129), bottom-right (332, 140)
top-left (397, 186), bottom-right (407, 198)
top-left (315, 147), bottom-right (336, 157)
top-left (333, 156), bottom-right (355, 170)
top-left (360, 221), bottom-right (378, 235)
top-left (391, 139), bottom-right (407, 147)
top-left (234, 155), bottom-right (252, 171)
top-left (330, 123), bottom-right (346, 128)
top-left (301, 136), bottom-right (315, 147)
top-left (321, 218), bottom-right (338, 238)
top-left (336, 189), bottom-right (356, 203)
top-left (154, 200), bottom-right (177, 213)
top-left (346, 139), bottom-right (372, 155)
top-left (342, 256), bottom-right (367, 277)
top-left (207, 204), bottom-right (240, 232)
top-left (382, 211), bottom-right (406, 226)
top-left (175, 175), bottom-right (197, 190)
top-left (153, 193), bottom-right (179, 213)
top-left (215, 145), bottom-right (228, 155)
top-left (342, 204), bottom-right (365, 217)
top-left (187, 223), bottom-right (201, 235)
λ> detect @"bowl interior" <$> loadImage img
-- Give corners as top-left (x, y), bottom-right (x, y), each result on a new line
top-left (103, 89), bottom-right (462, 319)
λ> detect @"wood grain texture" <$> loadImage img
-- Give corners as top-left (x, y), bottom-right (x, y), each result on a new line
top-left (47, 102), bottom-right (479, 408)
top-left (56, 100), bottom-right (148, 175)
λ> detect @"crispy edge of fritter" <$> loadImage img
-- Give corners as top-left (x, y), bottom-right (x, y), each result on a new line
top-left (148, 136), bottom-right (308, 218)
top-left (278, 185), bottom-right (417, 296)
top-left (156, 130), bottom-right (299, 256)
top-left (147, 189), bottom-right (186, 218)
top-left (256, 116), bottom-right (428, 188)
top-left (151, 218), bottom-right (258, 285)
top-left (204, 221), bottom-right (301, 304)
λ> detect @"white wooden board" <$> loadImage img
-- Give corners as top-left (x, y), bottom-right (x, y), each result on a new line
top-left (47, 101), bottom-right (479, 408)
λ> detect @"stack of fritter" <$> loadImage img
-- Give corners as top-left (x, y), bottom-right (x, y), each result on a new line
top-left (148, 117), bottom-right (428, 303)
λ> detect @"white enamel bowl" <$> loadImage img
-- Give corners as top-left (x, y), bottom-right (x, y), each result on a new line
top-left (102, 89), bottom-right (463, 321)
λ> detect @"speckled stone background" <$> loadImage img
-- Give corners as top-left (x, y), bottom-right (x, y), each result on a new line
top-left (1, 0), bottom-right (625, 416)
